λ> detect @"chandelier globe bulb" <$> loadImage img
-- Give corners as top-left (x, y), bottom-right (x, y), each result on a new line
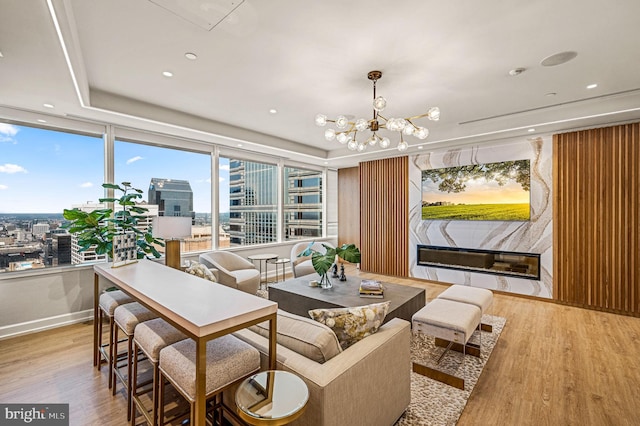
top-left (428, 107), bottom-right (440, 121)
top-left (315, 114), bottom-right (327, 126)
top-left (373, 96), bottom-right (387, 112)
top-left (355, 118), bottom-right (368, 131)
top-left (335, 115), bottom-right (349, 129)
top-left (414, 127), bottom-right (429, 140)
top-left (324, 128), bottom-right (336, 141)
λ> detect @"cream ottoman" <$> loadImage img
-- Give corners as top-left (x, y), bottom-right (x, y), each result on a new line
top-left (411, 299), bottom-right (482, 390)
top-left (437, 285), bottom-right (493, 332)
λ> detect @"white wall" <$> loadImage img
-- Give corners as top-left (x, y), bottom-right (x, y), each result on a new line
top-left (409, 136), bottom-right (553, 298)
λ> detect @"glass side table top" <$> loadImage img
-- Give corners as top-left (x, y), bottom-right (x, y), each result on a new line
top-left (236, 370), bottom-right (309, 425)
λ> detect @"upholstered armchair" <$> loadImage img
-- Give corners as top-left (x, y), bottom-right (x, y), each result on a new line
top-left (289, 241), bottom-right (335, 278)
top-left (198, 251), bottom-right (260, 295)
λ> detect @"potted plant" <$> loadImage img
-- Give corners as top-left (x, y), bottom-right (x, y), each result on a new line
top-left (62, 182), bottom-right (164, 260)
top-left (298, 242), bottom-right (361, 288)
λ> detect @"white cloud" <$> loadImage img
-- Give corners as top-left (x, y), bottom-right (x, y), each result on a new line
top-left (0, 123), bottom-right (19, 143)
top-left (220, 164), bottom-right (230, 171)
top-left (0, 163), bottom-right (28, 174)
top-left (219, 177), bottom-right (225, 182)
top-left (0, 184), bottom-right (8, 190)
top-left (80, 182), bottom-right (93, 188)
top-left (126, 156), bottom-right (143, 165)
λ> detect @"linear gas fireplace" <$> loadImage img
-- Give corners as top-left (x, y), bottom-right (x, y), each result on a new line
top-left (417, 245), bottom-right (540, 280)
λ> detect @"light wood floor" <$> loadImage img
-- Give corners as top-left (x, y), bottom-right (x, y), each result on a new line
top-left (1, 267), bottom-right (639, 426)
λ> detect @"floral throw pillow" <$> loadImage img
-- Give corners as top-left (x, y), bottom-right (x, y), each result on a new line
top-left (308, 301), bottom-right (390, 350)
top-left (184, 261), bottom-right (217, 282)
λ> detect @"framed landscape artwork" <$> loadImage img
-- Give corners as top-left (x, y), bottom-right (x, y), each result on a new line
top-left (421, 159), bottom-right (531, 221)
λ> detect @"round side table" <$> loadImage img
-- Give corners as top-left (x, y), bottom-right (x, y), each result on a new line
top-left (247, 253), bottom-right (278, 289)
top-left (267, 258), bottom-right (289, 283)
top-left (236, 370), bottom-right (309, 426)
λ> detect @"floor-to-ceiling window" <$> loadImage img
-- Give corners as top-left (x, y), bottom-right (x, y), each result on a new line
top-left (1, 115), bottom-right (330, 276)
top-left (220, 156), bottom-right (277, 247)
top-left (0, 122), bottom-right (104, 273)
top-left (114, 140), bottom-right (212, 255)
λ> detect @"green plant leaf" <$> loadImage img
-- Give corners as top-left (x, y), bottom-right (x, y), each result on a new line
top-left (336, 243), bottom-right (361, 264)
top-left (102, 183), bottom-right (123, 191)
top-left (311, 247), bottom-right (336, 276)
top-left (62, 209), bottom-right (86, 220)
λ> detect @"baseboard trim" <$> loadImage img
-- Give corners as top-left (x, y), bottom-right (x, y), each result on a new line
top-left (0, 309), bottom-right (93, 341)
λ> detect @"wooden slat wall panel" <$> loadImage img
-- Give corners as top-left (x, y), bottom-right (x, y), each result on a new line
top-left (337, 167), bottom-right (360, 248)
top-left (554, 122), bottom-right (640, 315)
top-left (359, 156), bottom-right (409, 276)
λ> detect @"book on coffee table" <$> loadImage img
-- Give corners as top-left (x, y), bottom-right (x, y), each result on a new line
top-left (359, 280), bottom-right (384, 298)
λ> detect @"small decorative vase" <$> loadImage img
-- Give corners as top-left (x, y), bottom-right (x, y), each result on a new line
top-left (319, 273), bottom-right (333, 289)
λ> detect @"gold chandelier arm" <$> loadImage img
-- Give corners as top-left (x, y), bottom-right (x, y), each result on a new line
top-left (405, 118), bottom-right (419, 130)
top-left (377, 113), bottom-right (389, 122)
top-left (404, 111), bottom-right (433, 121)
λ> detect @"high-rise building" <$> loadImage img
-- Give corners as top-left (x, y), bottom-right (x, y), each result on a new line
top-left (284, 168), bottom-right (323, 239)
top-left (228, 160), bottom-right (277, 246)
top-left (51, 230), bottom-right (72, 266)
top-left (32, 223), bottom-right (50, 237)
top-left (148, 178), bottom-right (194, 221)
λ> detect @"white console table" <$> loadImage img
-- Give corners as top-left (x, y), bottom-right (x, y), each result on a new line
top-left (93, 259), bottom-right (278, 426)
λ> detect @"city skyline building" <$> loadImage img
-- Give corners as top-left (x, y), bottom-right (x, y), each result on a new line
top-left (228, 160), bottom-right (322, 246)
top-left (284, 167), bottom-right (323, 239)
top-left (148, 178), bottom-right (195, 221)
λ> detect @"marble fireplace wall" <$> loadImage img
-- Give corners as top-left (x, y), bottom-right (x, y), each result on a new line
top-left (409, 136), bottom-right (553, 298)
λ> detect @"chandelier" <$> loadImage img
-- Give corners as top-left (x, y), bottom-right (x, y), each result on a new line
top-left (315, 70), bottom-right (440, 152)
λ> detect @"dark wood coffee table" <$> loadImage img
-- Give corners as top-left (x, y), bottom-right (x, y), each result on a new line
top-left (268, 274), bottom-right (425, 324)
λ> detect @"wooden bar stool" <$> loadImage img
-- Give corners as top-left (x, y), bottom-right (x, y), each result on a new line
top-left (97, 290), bottom-right (134, 388)
top-left (113, 303), bottom-right (158, 421)
top-left (158, 335), bottom-right (260, 425)
top-left (131, 318), bottom-right (186, 426)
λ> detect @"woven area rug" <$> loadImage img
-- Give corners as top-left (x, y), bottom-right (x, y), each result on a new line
top-left (395, 314), bottom-right (506, 426)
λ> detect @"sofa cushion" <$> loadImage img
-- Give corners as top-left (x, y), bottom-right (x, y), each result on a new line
top-left (249, 309), bottom-right (342, 363)
top-left (308, 301), bottom-right (391, 350)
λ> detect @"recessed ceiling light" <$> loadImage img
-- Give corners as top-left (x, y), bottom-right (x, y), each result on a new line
top-left (508, 67), bottom-right (526, 76)
top-left (162, 71), bottom-right (173, 77)
top-left (237, 143), bottom-right (243, 147)
top-left (269, 109), bottom-right (277, 114)
top-left (417, 146), bottom-right (424, 149)
top-left (185, 52), bottom-right (197, 60)
top-left (323, 161), bottom-right (329, 165)
top-left (0, 51), bottom-right (4, 58)
top-left (545, 92), bottom-right (557, 97)
top-left (541, 51), bottom-right (578, 67)
top-left (43, 103), bottom-right (54, 108)
top-left (528, 128), bottom-right (536, 132)
top-left (37, 119), bottom-right (47, 123)
top-left (587, 83), bottom-right (598, 89)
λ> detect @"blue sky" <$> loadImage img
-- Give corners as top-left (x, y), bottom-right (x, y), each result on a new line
top-left (0, 123), bottom-right (229, 213)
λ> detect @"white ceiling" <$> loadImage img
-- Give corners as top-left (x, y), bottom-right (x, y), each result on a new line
top-left (2, 0), bottom-right (640, 168)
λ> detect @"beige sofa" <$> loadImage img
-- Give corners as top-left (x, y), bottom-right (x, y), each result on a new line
top-left (232, 310), bottom-right (411, 426)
